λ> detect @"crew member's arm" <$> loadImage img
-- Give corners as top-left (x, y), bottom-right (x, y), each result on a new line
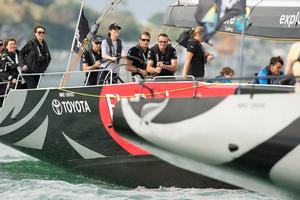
top-left (158, 59), bottom-right (177, 73)
top-left (82, 61), bottom-right (101, 72)
top-left (19, 41), bottom-right (31, 71)
top-left (126, 59), bottom-right (135, 72)
top-left (101, 40), bottom-right (118, 62)
top-left (285, 42), bottom-right (300, 75)
top-left (257, 69), bottom-right (268, 84)
top-left (82, 52), bottom-right (101, 72)
top-left (158, 47), bottom-right (178, 73)
top-left (205, 50), bottom-right (214, 61)
top-left (182, 52), bottom-right (193, 77)
top-left (146, 59), bottom-right (161, 75)
top-left (285, 59), bottom-right (293, 75)
top-left (146, 49), bottom-right (161, 75)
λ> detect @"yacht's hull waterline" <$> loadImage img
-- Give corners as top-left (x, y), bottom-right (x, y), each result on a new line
top-left (113, 87), bottom-right (300, 198)
top-left (0, 81), bottom-right (251, 188)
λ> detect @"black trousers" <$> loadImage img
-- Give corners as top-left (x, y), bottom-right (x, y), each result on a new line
top-left (23, 74), bottom-right (40, 89)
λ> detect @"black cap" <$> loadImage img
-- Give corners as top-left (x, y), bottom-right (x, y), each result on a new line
top-left (109, 23), bottom-right (121, 30)
top-left (92, 35), bottom-right (103, 42)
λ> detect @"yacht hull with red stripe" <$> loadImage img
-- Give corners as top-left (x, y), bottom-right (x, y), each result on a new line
top-left (0, 81), bottom-right (293, 188)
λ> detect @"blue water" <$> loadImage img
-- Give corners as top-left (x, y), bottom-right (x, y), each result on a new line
top-left (0, 144), bottom-right (278, 200)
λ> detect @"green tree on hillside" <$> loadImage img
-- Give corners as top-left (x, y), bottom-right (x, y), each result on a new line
top-left (97, 10), bottom-right (140, 42)
top-left (148, 12), bottom-right (164, 26)
top-left (31, 0), bottom-right (53, 7)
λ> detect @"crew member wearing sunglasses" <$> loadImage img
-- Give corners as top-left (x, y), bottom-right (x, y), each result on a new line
top-left (126, 32), bottom-right (151, 80)
top-left (147, 33), bottom-right (177, 77)
top-left (82, 35), bottom-right (103, 85)
top-left (19, 25), bottom-right (51, 89)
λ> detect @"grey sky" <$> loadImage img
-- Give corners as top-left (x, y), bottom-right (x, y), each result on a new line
top-left (85, 0), bottom-right (175, 22)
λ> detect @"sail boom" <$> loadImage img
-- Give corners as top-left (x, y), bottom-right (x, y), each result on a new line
top-left (165, 0), bottom-right (300, 40)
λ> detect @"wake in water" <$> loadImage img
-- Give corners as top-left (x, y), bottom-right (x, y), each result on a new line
top-left (0, 144), bottom-right (278, 200)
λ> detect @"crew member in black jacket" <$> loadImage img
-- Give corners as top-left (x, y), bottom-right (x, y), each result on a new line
top-left (0, 38), bottom-right (20, 86)
top-left (147, 33), bottom-right (177, 76)
top-left (82, 35), bottom-right (103, 85)
top-left (182, 27), bottom-right (214, 78)
top-left (20, 25), bottom-right (51, 88)
top-left (126, 32), bottom-right (151, 79)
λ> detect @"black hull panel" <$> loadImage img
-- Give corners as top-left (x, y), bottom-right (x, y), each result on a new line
top-left (66, 155), bottom-right (237, 189)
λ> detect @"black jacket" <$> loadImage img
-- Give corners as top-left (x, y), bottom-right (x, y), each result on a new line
top-left (0, 50), bottom-right (20, 81)
top-left (19, 38), bottom-right (51, 73)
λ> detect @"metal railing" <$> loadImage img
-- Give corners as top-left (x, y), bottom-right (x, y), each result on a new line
top-left (0, 81), bottom-right (10, 107)
top-left (150, 75), bottom-right (196, 82)
top-left (14, 69), bottom-right (114, 89)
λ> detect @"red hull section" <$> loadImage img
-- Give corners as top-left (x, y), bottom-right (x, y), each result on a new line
top-left (99, 82), bottom-right (237, 155)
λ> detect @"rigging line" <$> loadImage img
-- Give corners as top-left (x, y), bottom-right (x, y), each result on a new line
top-left (239, 0), bottom-right (264, 78)
top-left (159, 4), bottom-right (175, 34)
top-left (96, 0), bottom-right (122, 24)
top-left (60, 39), bottom-right (89, 87)
top-left (61, 0), bottom-right (123, 87)
top-left (58, 82), bottom-right (220, 99)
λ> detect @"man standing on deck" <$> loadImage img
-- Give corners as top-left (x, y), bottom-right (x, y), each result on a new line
top-left (19, 25), bottom-right (51, 89)
top-left (147, 33), bottom-right (177, 77)
top-left (126, 32), bottom-right (151, 80)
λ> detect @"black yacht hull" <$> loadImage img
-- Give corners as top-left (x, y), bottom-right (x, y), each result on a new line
top-left (0, 82), bottom-right (246, 188)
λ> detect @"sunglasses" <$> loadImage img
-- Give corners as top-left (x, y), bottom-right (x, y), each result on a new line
top-left (94, 41), bottom-right (102, 45)
top-left (37, 31), bottom-right (45, 35)
top-left (0, 43), bottom-right (3, 46)
top-left (140, 39), bottom-right (150, 42)
top-left (158, 40), bottom-right (168, 43)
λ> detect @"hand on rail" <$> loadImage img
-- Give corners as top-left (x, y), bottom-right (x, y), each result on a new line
top-left (21, 65), bottom-right (28, 72)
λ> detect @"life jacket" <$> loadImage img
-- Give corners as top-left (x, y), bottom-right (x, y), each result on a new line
top-left (106, 37), bottom-right (122, 57)
top-left (88, 48), bottom-right (102, 64)
top-left (152, 44), bottom-right (172, 64)
top-left (135, 44), bottom-right (148, 66)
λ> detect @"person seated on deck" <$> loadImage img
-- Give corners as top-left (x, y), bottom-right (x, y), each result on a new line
top-left (126, 32), bottom-right (150, 81)
top-left (82, 35), bottom-right (103, 86)
top-left (215, 67), bottom-right (235, 83)
top-left (256, 56), bottom-right (284, 85)
top-left (146, 33), bottom-right (177, 77)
